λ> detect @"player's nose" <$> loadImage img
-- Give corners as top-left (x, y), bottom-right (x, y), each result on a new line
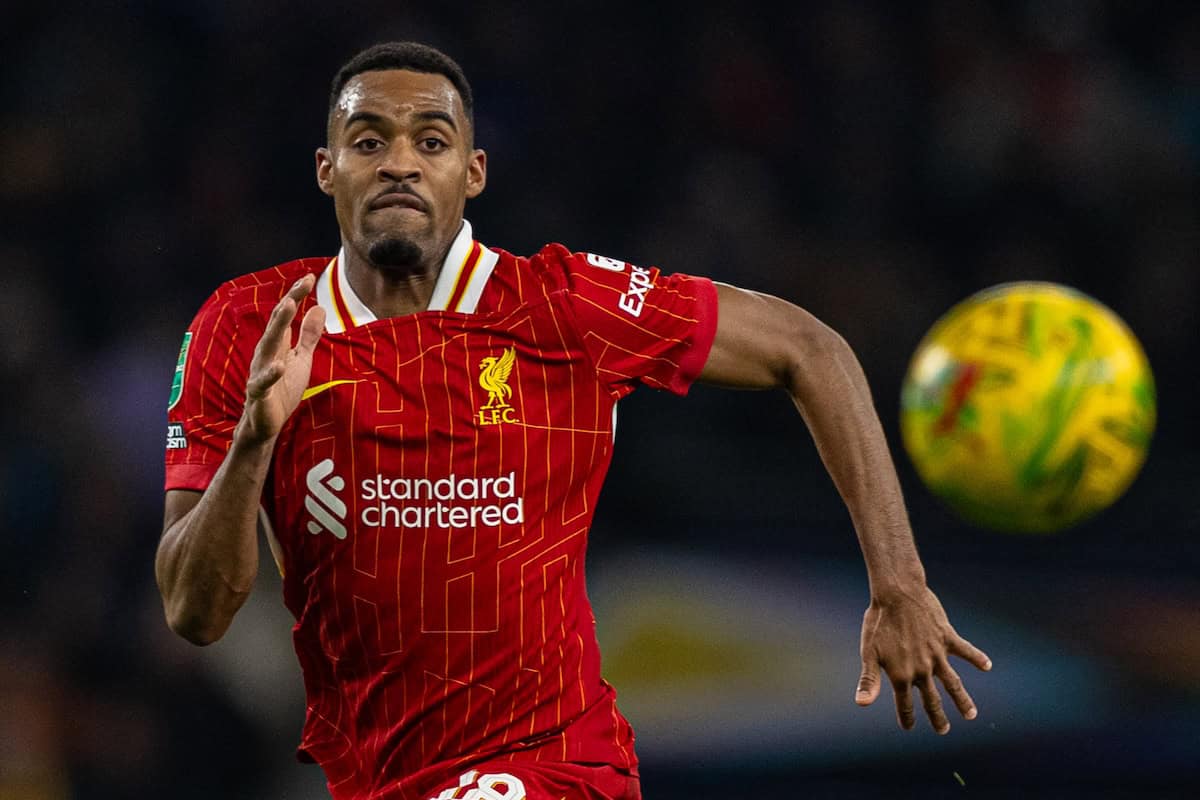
top-left (376, 140), bottom-right (421, 184)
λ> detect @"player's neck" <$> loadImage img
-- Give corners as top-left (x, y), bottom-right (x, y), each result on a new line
top-left (342, 249), bottom-right (441, 318)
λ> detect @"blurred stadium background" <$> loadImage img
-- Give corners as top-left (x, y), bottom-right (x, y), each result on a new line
top-left (2, 1), bottom-right (1197, 798)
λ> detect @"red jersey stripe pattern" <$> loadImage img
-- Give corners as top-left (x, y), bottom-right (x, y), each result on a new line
top-left (164, 239), bottom-right (717, 800)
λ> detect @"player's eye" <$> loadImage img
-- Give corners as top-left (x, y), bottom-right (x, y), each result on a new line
top-left (354, 138), bottom-right (385, 152)
top-left (419, 137), bottom-right (448, 152)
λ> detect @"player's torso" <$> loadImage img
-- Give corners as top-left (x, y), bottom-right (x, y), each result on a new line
top-left (262, 255), bottom-right (621, 780)
top-left (269, 296), bottom-right (616, 643)
top-left (167, 228), bottom-right (718, 794)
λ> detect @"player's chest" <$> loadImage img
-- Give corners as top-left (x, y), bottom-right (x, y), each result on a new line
top-left (291, 316), bottom-right (600, 448)
top-left (268, 313), bottom-right (614, 565)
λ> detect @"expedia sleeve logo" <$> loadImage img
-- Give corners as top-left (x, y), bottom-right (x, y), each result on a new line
top-left (618, 265), bottom-right (653, 318)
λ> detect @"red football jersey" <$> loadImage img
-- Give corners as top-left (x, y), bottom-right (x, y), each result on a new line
top-left (164, 221), bottom-right (718, 799)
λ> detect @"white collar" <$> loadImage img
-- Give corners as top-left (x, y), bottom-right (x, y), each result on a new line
top-left (316, 219), bottom-right (498, 333)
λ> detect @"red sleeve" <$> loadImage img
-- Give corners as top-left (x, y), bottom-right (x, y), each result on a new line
top-left (163, 289), bottom-right (255, 491)
top-left (537, 244), bottom-right (719, 397)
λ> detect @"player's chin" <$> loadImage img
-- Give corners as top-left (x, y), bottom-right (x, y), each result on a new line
top-left (367, 235), bottom-right (424, 269)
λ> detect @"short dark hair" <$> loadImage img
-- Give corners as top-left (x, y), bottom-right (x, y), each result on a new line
top-left (328, 41), bottom-right (474, 134)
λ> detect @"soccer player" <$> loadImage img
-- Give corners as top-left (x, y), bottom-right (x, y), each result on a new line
top-left (156, 41), bottom-right (991, 800)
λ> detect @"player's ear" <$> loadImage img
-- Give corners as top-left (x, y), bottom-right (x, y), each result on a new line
top-left (316, 147), bottom-right (334, 196)
top-left (465, 148), bottom-right (486, 200)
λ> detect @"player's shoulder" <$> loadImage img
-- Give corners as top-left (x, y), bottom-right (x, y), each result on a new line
top-left (528, 242), bottom-right (619, 274)
top-left (196, 257), bottom-right (329, 320)
top-left (492, 242), bottom-right (639, 294)
top-left (477, 242), bottom-right (665, 322)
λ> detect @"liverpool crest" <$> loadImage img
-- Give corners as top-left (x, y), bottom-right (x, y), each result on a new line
top-left (477, 347), bottom-right (519, 426)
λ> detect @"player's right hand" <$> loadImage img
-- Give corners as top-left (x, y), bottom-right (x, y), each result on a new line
top-left (855, 585), bottom-right (991, 734)
top-left (239, 274), bottom-right (326, 445)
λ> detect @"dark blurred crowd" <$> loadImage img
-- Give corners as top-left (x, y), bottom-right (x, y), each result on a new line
top-left (2, 2), bottom-right (1197, 797)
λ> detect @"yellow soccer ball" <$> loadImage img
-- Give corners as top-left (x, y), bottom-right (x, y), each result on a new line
top-left (899, 282), bottom-right (1155, 533)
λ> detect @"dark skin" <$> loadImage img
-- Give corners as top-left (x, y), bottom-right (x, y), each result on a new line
top-left (316, 69), bottom-right (487, 317)
top-left (157, 68), bottom-right (990, 735)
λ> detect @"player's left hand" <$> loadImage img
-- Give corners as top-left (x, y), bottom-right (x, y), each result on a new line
top-left (854, 585), bottom-right (991, 734)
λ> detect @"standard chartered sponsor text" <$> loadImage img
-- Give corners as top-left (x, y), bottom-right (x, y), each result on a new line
top-left (360, 472), bottom-right (524, 529)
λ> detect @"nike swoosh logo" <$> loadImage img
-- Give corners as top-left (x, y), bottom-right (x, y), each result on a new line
top-left (301, 379), bottom-right (359, 401)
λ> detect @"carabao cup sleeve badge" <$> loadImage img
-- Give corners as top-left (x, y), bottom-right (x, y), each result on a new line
top-left (168, 331), bottom-right (192, 410)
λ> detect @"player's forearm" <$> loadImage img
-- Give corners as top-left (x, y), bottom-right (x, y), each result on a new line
top-left (786, 329), bottom-right (927, 598)
top-left (156, 424), bottom-right (275, 645)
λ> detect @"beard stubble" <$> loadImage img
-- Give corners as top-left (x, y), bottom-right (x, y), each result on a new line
top-left (368, 236), bottom-right (424, 271)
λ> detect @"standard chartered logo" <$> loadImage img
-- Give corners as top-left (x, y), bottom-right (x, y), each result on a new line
top-left (304, 460), bottom-right (525, 535)
top-left (361, 472), bottom-right (524, 529)
top-left (305, 458), bottom-right (347, 539)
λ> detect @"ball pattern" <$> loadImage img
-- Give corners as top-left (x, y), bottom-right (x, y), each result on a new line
top-left (900, 282), bottom-right (1155, 533)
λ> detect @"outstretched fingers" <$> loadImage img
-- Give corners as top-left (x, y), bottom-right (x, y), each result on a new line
top-left (936, 657), bottom-right (977, 720)
top-left (254, 276), bottom-right (313, 363)
top-left (297, 303), bottom-right (327, 354)
top-left (891, 676), bottom-right (916, 731)
top-left (917, 676), bottom-right (950, 734)
top-left (284, 272), bottom-right (318, 305)
top-left (247, 274), bottom-right (319, 400)
top-left (856, 658), bottom-right (882, 706)
top-left (950, 633), bottom-right (993, 673)
top-left (856, 591), bottom-right (990, 733)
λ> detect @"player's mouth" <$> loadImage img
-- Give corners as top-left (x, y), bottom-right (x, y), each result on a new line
top-left (369, 189), bottom-right (429, 215)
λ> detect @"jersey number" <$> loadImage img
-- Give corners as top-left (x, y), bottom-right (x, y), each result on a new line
top-left (585, 252), bottom-right (626, 272)
top-left (430, 770), bottom-right (526, 800)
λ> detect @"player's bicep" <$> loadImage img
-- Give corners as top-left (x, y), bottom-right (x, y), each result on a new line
top-left (699, 282), bottom-right (834, 390)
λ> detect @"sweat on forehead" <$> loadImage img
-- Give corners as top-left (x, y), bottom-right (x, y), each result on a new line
top-left (327, 69), bottom-right (471, 141)
top-left (327, 41), bottom-right (475, 134)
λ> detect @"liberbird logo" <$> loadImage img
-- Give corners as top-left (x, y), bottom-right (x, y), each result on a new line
top-left (305, 459), bottom-right (347, 539)
top-left (477, 347), bottom-right (519, 426)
